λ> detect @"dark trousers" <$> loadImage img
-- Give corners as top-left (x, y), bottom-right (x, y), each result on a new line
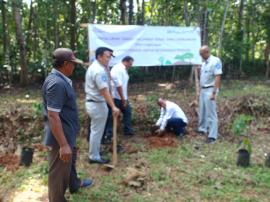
top-left (165, 118), bottom-right (187, 136)
top-left (48, 146), bottom-right (81, 202)
top-left (103, 99), bottom-right (133, 140)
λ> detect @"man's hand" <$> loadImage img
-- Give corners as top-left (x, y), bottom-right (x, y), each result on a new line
top-left (59, 144), bottom-right (72, 163)
top-left (210, 92), bottom-right (216, 101)
top-left (155, 129), bottom-right (164, 136)
top-left (112, 106), bottom-right (120, 117)
top-left (121, 99), bottom-right (127, 108)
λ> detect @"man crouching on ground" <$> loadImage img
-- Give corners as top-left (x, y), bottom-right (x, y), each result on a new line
top-left (154, 98), bottom-right (188, 139)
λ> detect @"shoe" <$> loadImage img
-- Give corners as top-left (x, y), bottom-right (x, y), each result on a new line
top-left (205, 138), bottom-right (216, 144)
top-left (70, 179), bottom-right (94, 194)
top-left (124, 132), bottom-right (135, 136)
top-left (101, 138), bottom-right (112, 145)
top-left (88, 158), bottom-right (110, 164)
top-left (80, 179), bottom-right (94, 188)
top-left (109, 145), bottom-right (125, 153)
top-left (196, 129), bottom-right (206, 135)
top-left (176, 133), bottom-right (185, 141)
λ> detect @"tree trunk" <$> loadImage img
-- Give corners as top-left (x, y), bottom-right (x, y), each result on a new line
top-left (12, 0), bottom-right (28, 86)
top-left (1, 0), bottom-right (10, 65)
top-left (150, 0), bottom-right (155, 24)
top-left (33, 7), bottom-right (39, 62)
top-left (92, 0), bottom-right (97, 23)
top-left (136, 0), bottom-right (141, 24)
top-left (128, 0), bottom-right (133, 24)
top-left (237, 0), bottom-right (245, 74)
top-left (26, 0), bottom-right (34, 58)
top-left (53, 0), bottom-right (60, 49)
top-left (245, 8), bottom-right (250, 63)
top-left (120, 0), bottom-right (126, 25)
top-left (202, 8), bottom-right (209, 45)
top-left (184, 0), bottom-right (190, 26)
top-left (265, 43), bottom-right (270, 78)
top-left (70, 0), bottom-right (76, 50)
top-left (217, 0), bottom-right (229, 57)
top-left (141, 0), bottom-right (145, 25)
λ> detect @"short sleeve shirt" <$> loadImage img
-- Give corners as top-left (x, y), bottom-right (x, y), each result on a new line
top-left (111, 63), bottom-right (129, 100)
top-left (42, 69), bottom-right (79, 147)
top-left (200, 55), bottom-right (222, 87)
top-left (85, 60), bottom-right (110, 102)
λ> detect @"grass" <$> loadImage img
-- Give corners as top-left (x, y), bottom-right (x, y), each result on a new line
top-left (1, 80), bottom-right (270, 201)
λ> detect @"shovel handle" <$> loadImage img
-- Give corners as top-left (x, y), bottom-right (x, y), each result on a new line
top-left (112, 115), bottom-right (118, 166)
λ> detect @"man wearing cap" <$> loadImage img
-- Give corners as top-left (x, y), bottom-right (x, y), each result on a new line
top-left (85, 47), bottom-right (120, 164)
top-left (197, 45), bottom-right (222, 144)
top-left (102, 56), bottom-right (135, 143)
top-left (42, 48), bottom-right (93, 202)
top-left (154, 98), bottom-right (188, 139)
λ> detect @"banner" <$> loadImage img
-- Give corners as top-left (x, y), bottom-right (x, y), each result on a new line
top-left (88, 24), bottom-right (201, 66)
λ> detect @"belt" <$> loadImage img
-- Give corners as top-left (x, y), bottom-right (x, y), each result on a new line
top-left (201, 86), bottom-right (214, 89)
top-left (86, 99), bottom-right (104, 103)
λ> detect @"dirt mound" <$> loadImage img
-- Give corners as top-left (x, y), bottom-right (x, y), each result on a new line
top-left (0, 153), bottom-right (20, 171)
top-left (148, 133), bottom-right (178, 148)
top-left (0, 104), bottom-right (43, 153)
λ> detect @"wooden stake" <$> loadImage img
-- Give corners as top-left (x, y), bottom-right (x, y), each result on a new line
top-left (112, 115), bottom-right (118, 166)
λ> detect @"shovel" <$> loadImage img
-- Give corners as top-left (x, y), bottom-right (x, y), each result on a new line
top-left (103, 115), bottom-right (118, 170)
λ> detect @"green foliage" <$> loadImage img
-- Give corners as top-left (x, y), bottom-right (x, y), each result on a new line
top-left (128, 67), bottom-right (147, 82)
top-left (238, 138), bottom-right (252, 154)
top-left (146, 95), bottom-right (160, 124)
top-left (32, 102), bottom-right (43, 118)
top-left (231, 114), bottom-right (254, 136)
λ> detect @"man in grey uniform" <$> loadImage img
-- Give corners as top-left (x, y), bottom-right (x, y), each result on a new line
top-left (85, 47), bottom-right (120, 164)
top-left (197, 45), bottom-right (222, 144)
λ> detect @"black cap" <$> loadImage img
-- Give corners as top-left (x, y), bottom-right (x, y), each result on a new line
top-left (53, 48), bottom-right (83, 65)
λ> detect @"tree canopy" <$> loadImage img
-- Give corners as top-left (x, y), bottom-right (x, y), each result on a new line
top-left (0, 0), bottom-right (270, 86)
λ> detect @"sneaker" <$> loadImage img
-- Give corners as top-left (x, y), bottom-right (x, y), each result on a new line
top-left (70, 179), bottom-right (94, 194)
top-left (176, 133), bottom-right (185, 141)
top-left (195, 129), bottom-right (206, 135)
top-left (205, 138), bottom-right (216, 144)
top-left (88, 158), bottom-right (110, 164)
top-left (101, 138), bottom-right (112, 145)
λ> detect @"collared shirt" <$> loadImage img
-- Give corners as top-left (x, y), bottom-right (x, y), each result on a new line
top-left (156, 101), bottom-right (188, 130)
top-left (200, 55), bottom-right (222, 88)
top-left (51, 68), bottom-right (72, 87)
top-left (42, 69), bottom-right (79, 147)
top-left (85, 60), bottom-right (110, 102)
top-left (111, 62), bottom-right (129, 100)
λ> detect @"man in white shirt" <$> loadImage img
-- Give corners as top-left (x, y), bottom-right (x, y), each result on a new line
top-left (102, 56), bottom-right (135, 142)
top-left (155, 98), bottom-right (188, 138)
top-left (197, 45), bottom-right (222, 144)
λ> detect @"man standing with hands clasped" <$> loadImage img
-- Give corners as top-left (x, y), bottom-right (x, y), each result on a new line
top-left (102, 56), bottom-right (135, 143)
top-left (42, 48), bottom-right (93, 202)
top-left (197, 45), bottom-right (222, 144)
top-left (85, 47), bottom-right (120, 164)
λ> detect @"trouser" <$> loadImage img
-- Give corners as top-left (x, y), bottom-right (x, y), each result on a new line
top-left (102, 104), bottom-right (113, 141)
top-left (86, 101), bottom-right (108, 160)
top-left (103, 99), bottom-right (133, 139)
top-left (165, 118), bottom-right (187, 136)
top-left (48, 146), bottom-right (81, 202)
top-left (198, 87), bottom-right (219, 139)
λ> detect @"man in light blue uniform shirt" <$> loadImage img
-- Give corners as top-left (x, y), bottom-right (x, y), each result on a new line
top-left (85, 47), bottom-right (120, 164)
top-left (197, 45), bottom-right (222, 144)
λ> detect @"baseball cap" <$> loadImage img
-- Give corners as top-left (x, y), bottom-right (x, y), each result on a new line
top-left (53, 48), bottom-right (83, 65)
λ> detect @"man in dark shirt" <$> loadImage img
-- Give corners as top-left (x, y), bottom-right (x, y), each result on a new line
top-left (42, 48), bottom-right (93, 202)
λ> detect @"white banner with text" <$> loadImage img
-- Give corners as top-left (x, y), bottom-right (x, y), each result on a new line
top-left (88, 24), bottom-right (201, 66)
